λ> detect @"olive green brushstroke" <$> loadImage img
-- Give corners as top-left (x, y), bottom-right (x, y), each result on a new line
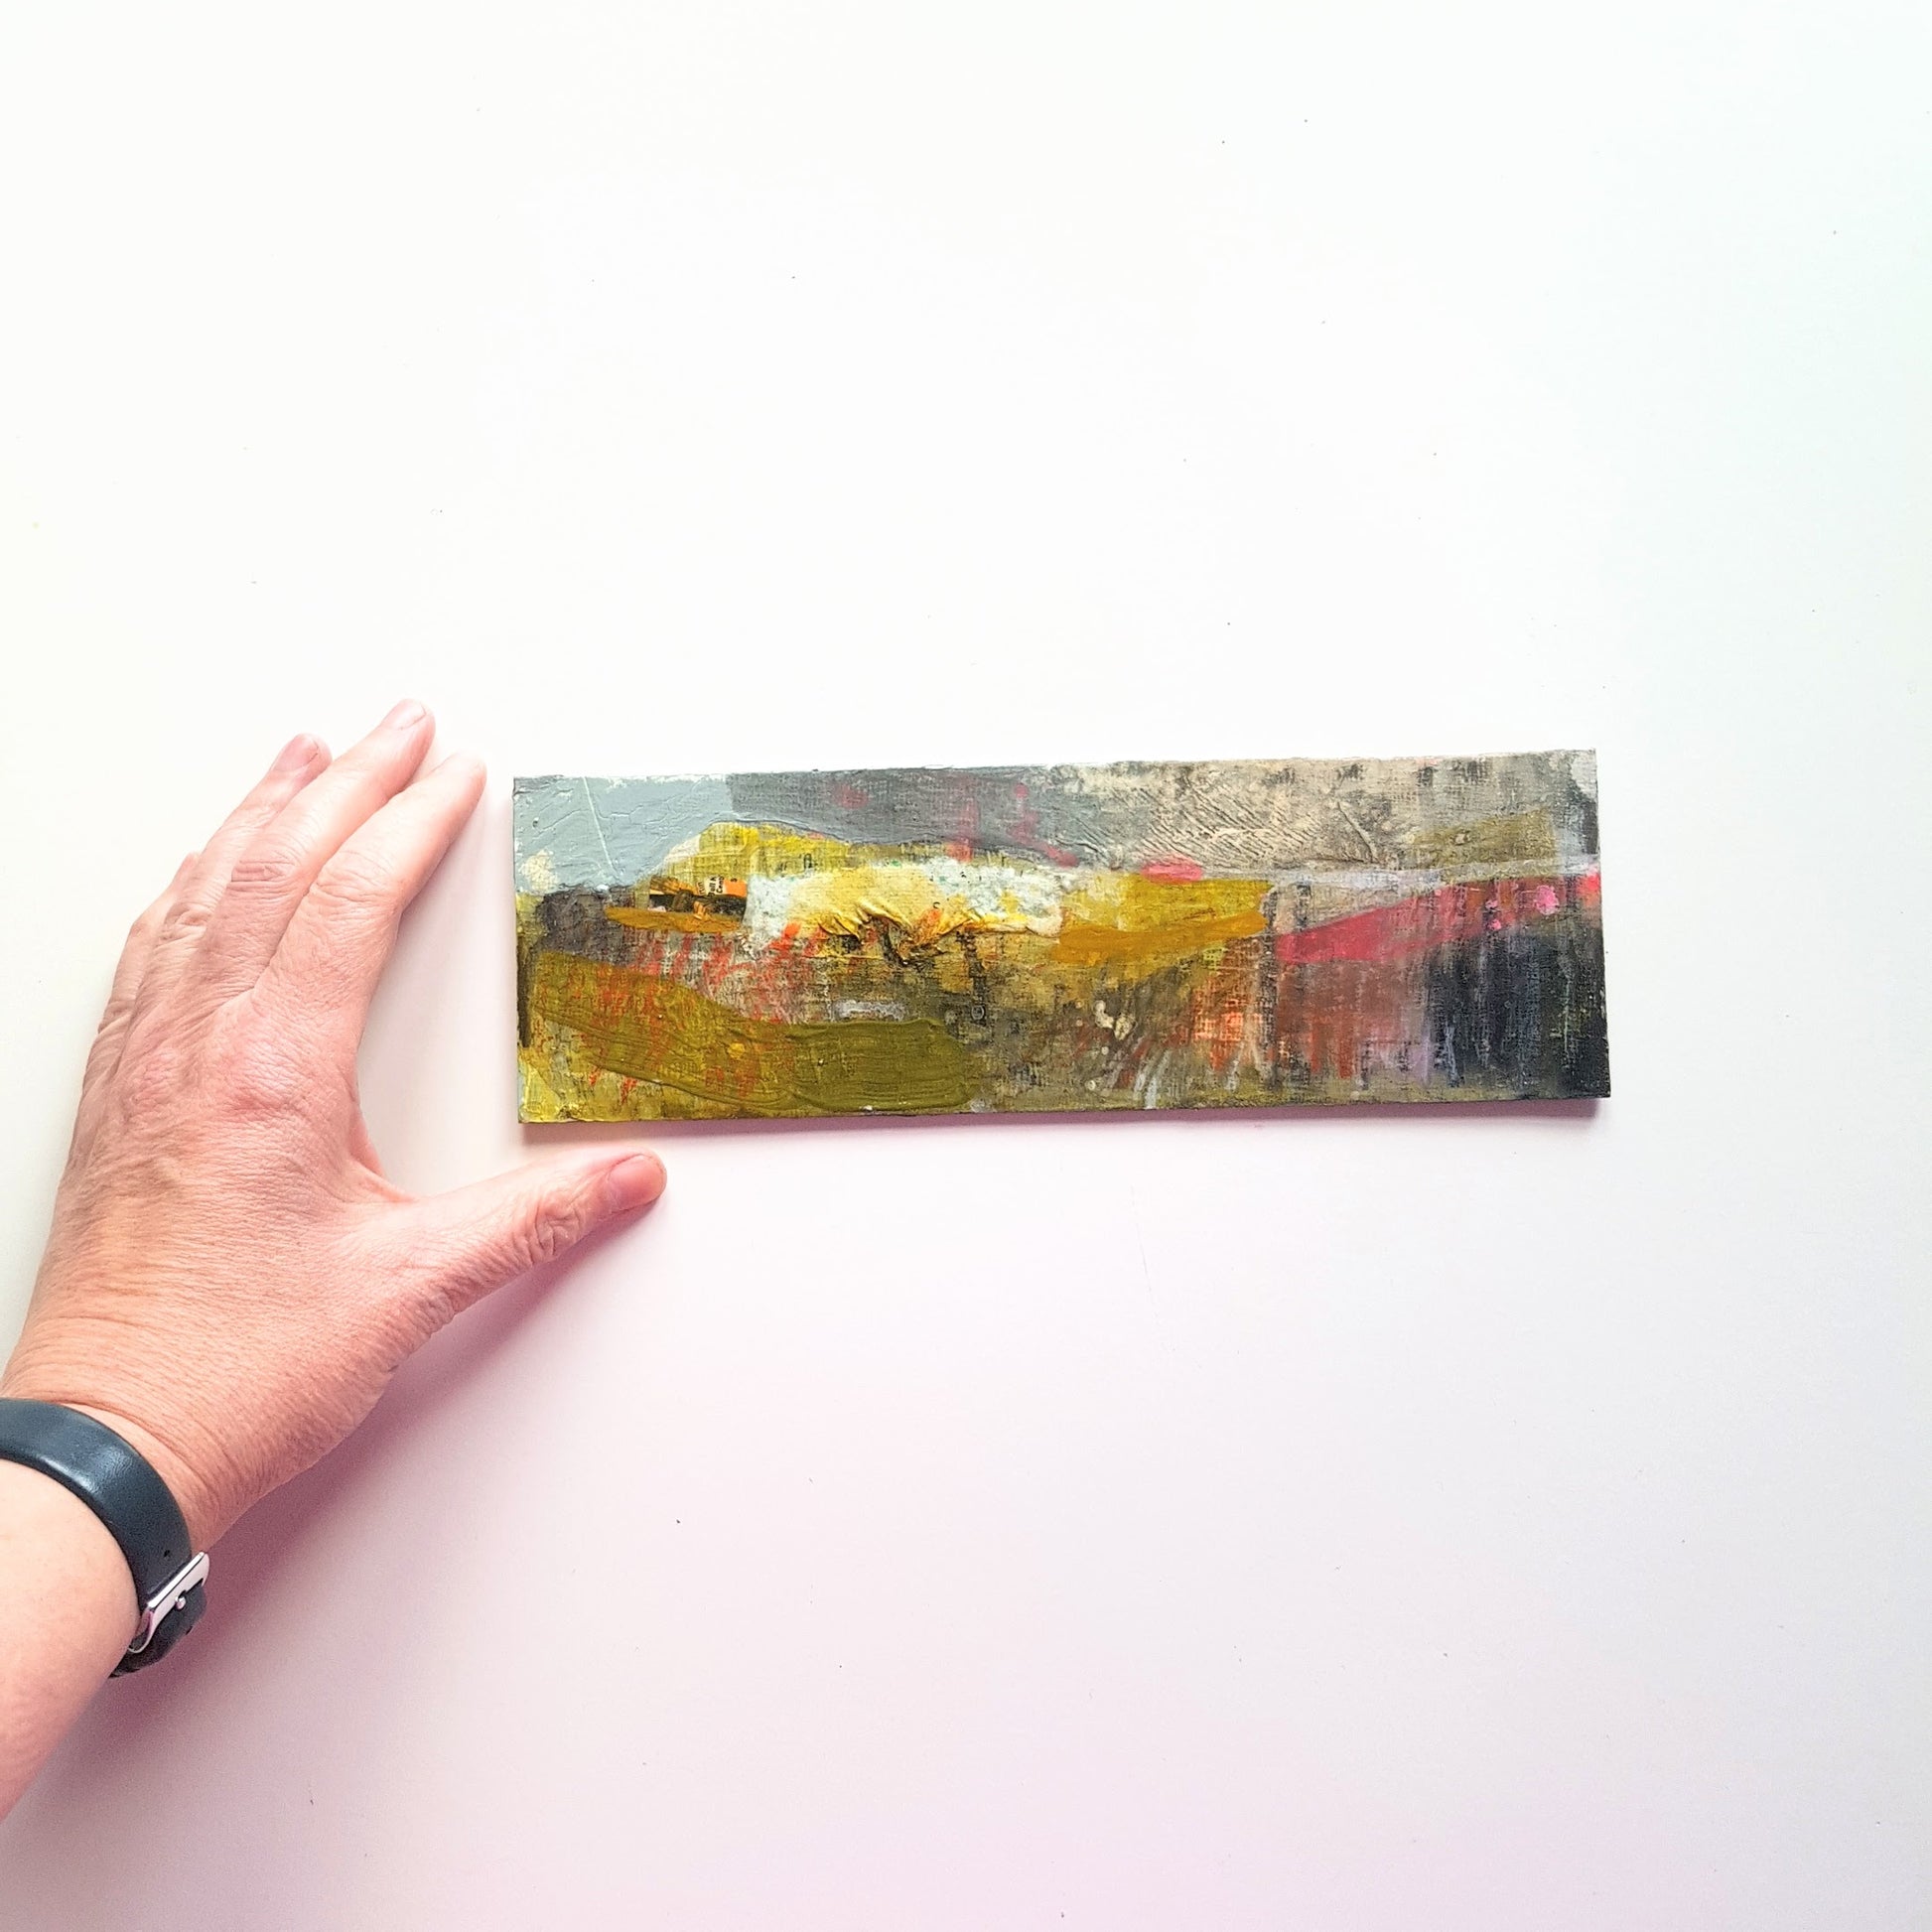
top-left (527, 951), bottom-right (973, 1116)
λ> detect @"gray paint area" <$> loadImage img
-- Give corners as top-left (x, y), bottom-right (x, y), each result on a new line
top-left (514, 753), bottom-right (1598, 891)
top-left (513, 776), bottom-right (734, 892)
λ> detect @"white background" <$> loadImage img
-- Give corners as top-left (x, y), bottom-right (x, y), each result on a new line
top-left (2, 4), bottom-right (1928, 1926)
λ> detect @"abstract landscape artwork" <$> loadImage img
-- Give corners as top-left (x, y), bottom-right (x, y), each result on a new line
top-left (514, 754), bottom-right (1609, 1121)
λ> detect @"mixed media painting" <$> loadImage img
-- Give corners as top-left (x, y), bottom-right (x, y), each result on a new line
top-left (515, 754), bottom-right (1609, 1121)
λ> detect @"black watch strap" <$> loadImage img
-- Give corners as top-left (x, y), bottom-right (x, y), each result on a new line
top-left (0, 1398), bottom-right (208, 1675)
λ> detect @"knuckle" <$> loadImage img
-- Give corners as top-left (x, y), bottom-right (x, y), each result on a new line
top-left (156, 899), bottom-right (212, 946)
top-left (309, 849), bottom-right (396, 916)
top-left (209, 1028), bottom-right (312, 1117)
top-left (509, 1191), bottom-right (592, 1274)
top-left (111, 1038), bottom-right (190, 1122)
top-left (225, 846), bottom-right (304, 896)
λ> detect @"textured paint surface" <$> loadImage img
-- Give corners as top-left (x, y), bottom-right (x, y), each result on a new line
top-left (514, 755), bottom-right (1610, 1120)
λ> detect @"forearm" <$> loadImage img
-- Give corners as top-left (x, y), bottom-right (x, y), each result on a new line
top-left (0, 1459), bottom-right (136, 1818)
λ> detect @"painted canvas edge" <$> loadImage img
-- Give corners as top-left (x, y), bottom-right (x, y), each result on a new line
top-left (512, 752), bottom-right (1610, 1122)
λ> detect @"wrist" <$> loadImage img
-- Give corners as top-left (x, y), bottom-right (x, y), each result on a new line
top-left (0, 1459), bottom-right (142, 1815)
top-left (0, 1396), bottom-right (212, 1676)
top-left (0, 1455), bottom-right (138, 1653)
top-left (59, 1405), bottom-right (213, 1554)
top-left (0, 1363), bottom-right (217, 1553)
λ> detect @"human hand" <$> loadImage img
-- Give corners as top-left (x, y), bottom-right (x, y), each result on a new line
top-left (0, 703), bottom-right (665, 1549)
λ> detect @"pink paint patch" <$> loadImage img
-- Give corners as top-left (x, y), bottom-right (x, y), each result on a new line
top-left (831, 782), bottom-right (870, 810)
top-left (1141, 858), bottom-right (1205, 882)
top-left (1274, 873), bottom-right (1599, 966)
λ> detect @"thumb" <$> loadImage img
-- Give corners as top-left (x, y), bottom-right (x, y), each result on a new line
top-left (402, 1149), bottom-right (666, 1316)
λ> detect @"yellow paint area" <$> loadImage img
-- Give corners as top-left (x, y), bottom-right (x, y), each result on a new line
top-left (666, 819), bottom-right (877, 879)
top-left (524, 950), bottom-right (972, 1116)
top-left (518, 838), bottom-right (1286, 1119)
top-left (1054, 872), bottom-right (1268, 968)
top-left (779, 863), bottom-right (1055, 944)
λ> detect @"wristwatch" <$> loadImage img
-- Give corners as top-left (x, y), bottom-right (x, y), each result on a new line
top-left (0, 1398), bottom-right (209, 1675)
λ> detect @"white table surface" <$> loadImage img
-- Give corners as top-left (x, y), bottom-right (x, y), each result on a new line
top-left (2, 5), bottom-right (1927, 1926)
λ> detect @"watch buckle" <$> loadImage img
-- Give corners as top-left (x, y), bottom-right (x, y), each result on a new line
top-left (125, 1551), bottom-right (209, 1655)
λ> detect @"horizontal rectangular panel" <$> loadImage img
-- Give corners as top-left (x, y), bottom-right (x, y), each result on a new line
top-left (513, 754), bottom-right (1609, 1120)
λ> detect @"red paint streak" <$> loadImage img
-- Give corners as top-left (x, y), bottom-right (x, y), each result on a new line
top-left (1141, 858), bottom-right (1205, 883)
top-left (832, 782), bottom-right (870, 810)
top-left (698, 945), bottom-right (737, 999)
top-left (1276, 958), bottom-right (1424, 1083)
top-left (1190, 942), bottom-right (1261, 1072)
top-left (1274, 873), bottom-right (1599, 966)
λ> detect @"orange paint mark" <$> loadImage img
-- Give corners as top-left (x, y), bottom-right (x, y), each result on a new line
top-left (606, 907), bottom-right (743, 935)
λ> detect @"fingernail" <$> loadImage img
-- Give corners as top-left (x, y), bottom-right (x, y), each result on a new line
top-left (603, 1153), bottom-right (666, 1211)
top-left (273, 733), bottom-right (321, 772)
top-left (383, 699), bottom-right (427, 731)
